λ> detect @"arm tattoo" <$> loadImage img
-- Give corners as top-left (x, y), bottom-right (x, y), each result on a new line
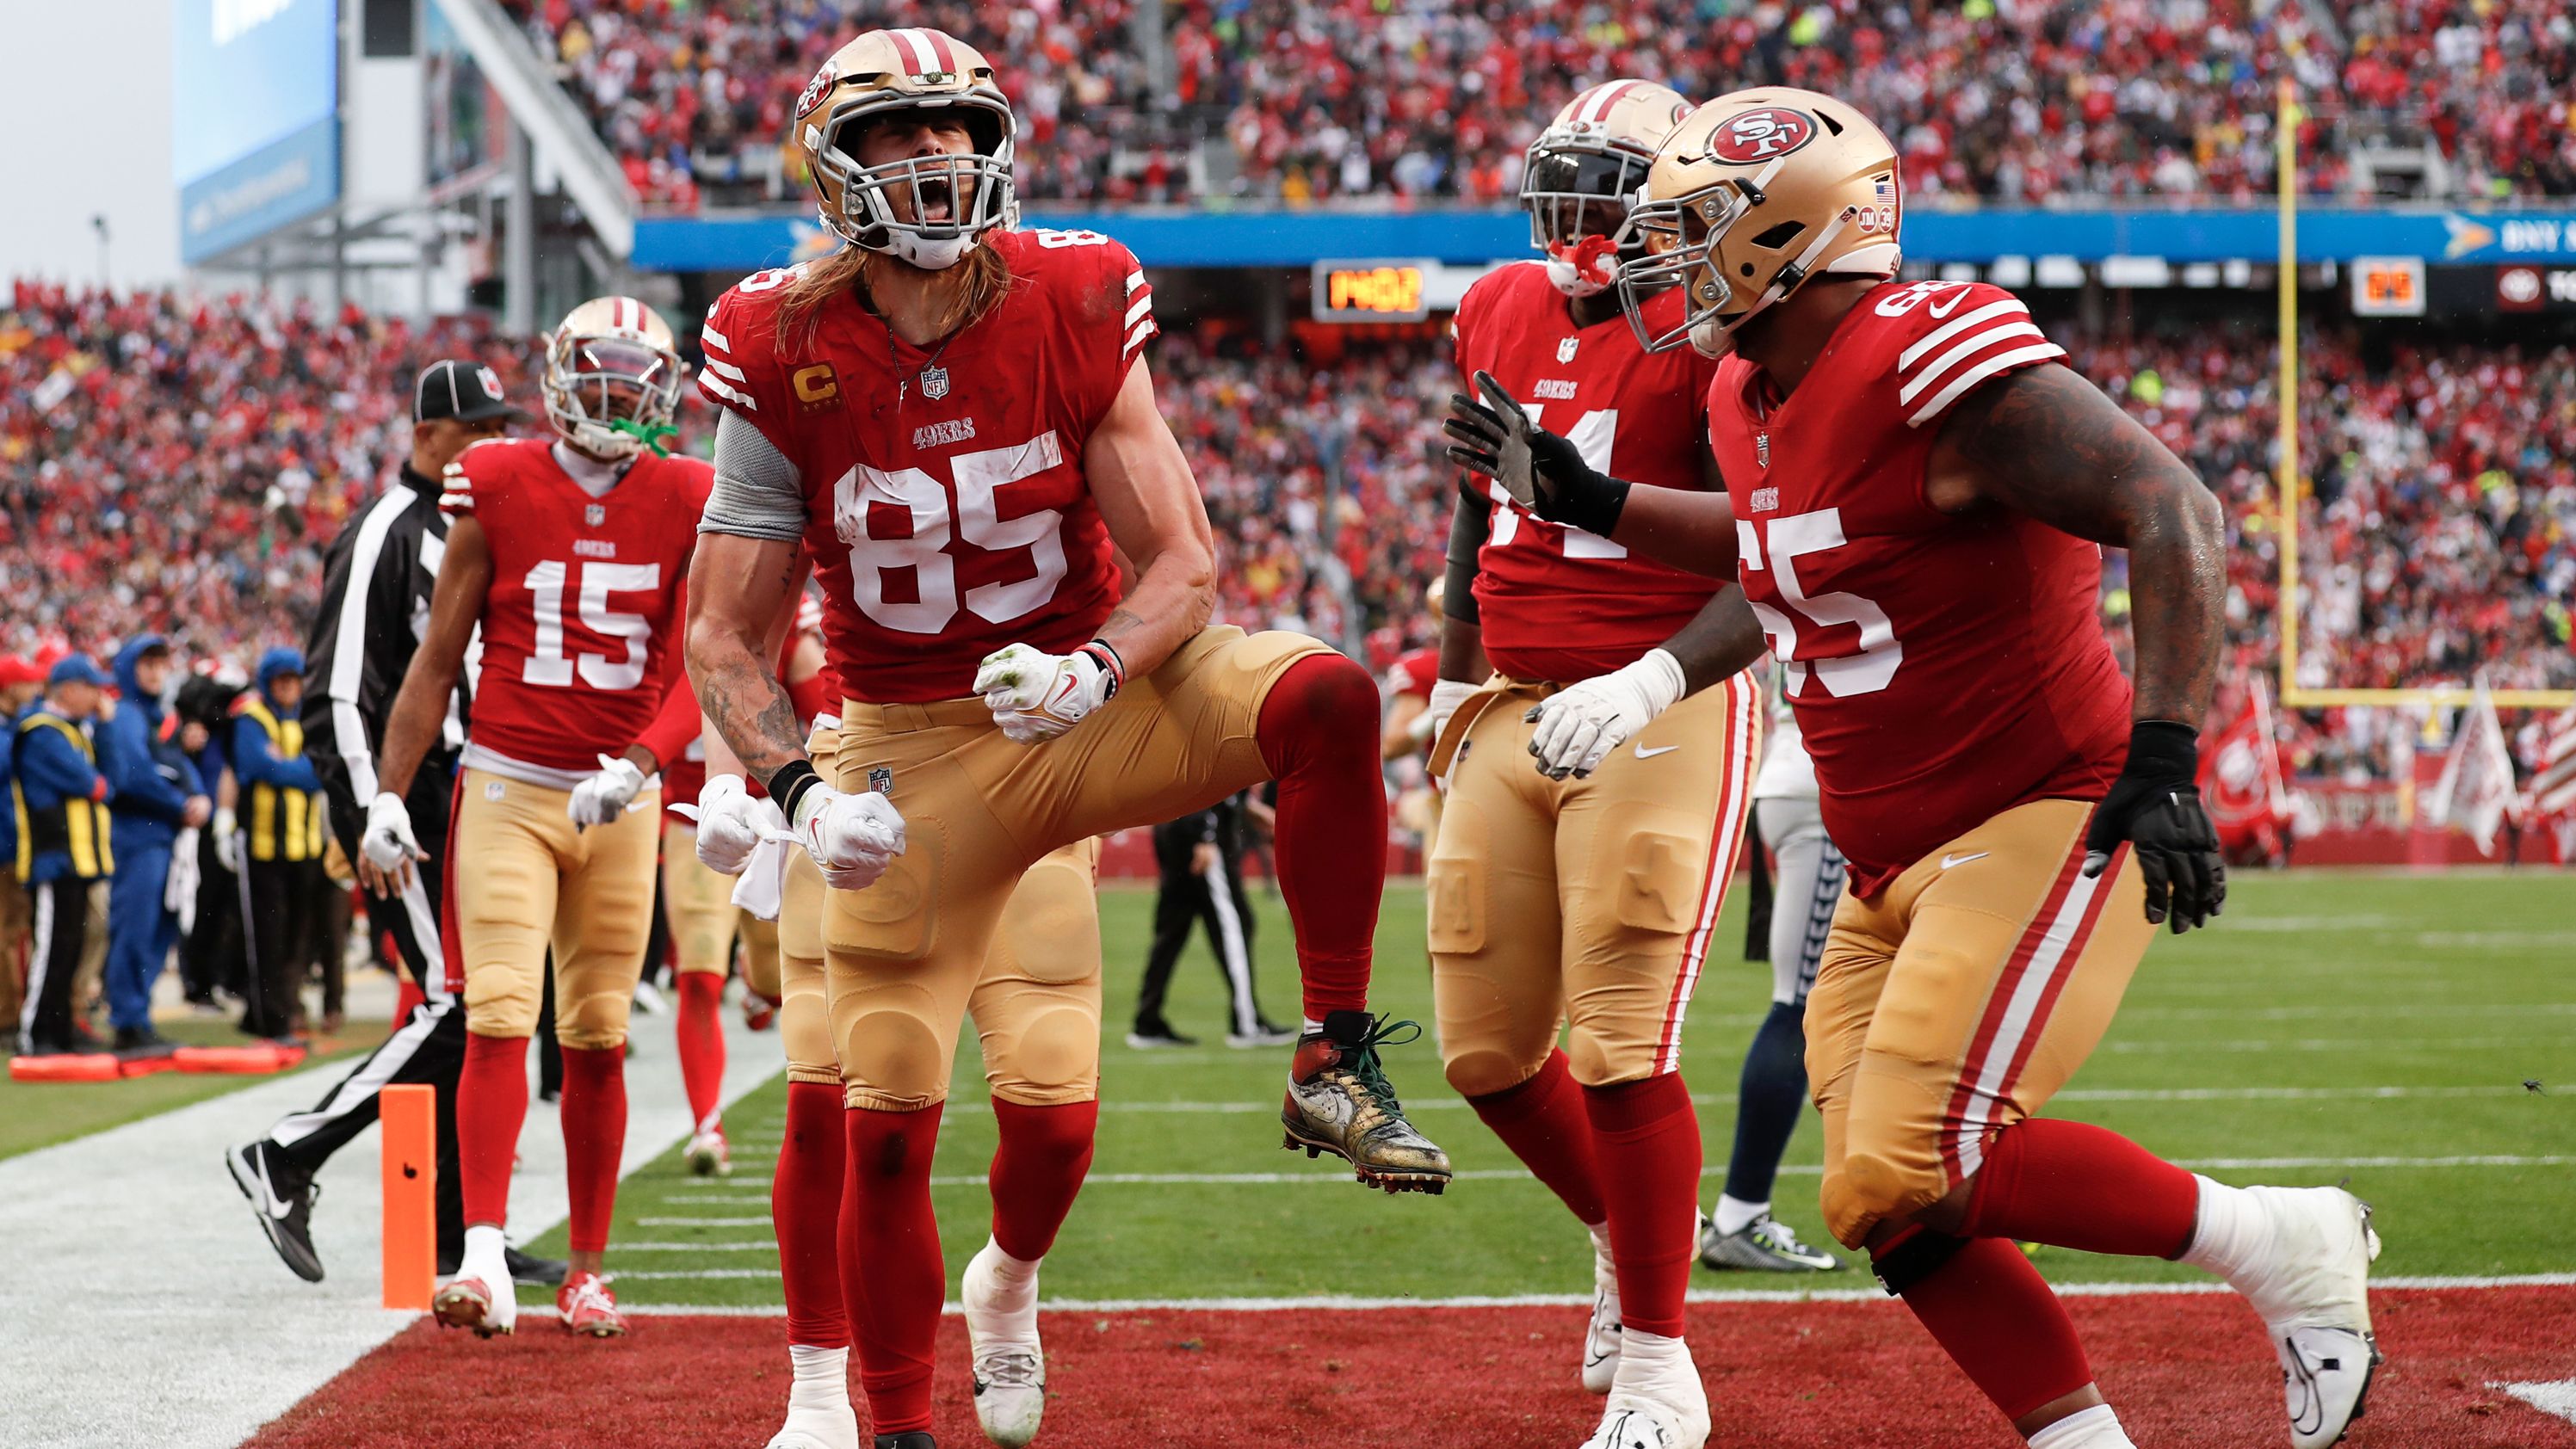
top-left (1944, 362), bottom-right (2227, 725)
top-left (697, 650), bottom-right (806, 778)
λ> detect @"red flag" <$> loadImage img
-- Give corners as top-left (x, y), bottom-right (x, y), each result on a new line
top-left (2202, 674), bottom-right (2290, 853)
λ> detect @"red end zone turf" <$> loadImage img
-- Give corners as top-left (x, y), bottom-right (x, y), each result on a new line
top-left (244, 1288), bottom-right (2576, 1449)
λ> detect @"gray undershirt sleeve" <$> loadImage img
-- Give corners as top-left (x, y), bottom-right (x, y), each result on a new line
top-left (700, 409), bottom-right (809, 542)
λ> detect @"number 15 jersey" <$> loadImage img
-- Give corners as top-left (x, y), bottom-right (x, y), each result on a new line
top-left (699, 229), bottom-right (1154, 703)
top-left (1704, 280), bottom-right (2129, 897)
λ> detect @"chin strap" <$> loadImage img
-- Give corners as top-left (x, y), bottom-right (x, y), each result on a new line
top-left (608, 417), bottom-right (678, 457)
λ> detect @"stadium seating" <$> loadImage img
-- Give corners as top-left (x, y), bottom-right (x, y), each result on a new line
top-left (3, 284), bottom-right (2567, 768)
top-left (497, 0), bottom-right (2573, 210)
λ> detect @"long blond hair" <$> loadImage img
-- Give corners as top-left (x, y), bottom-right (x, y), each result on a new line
top-left (775, 242), bottom-right (1015, 348)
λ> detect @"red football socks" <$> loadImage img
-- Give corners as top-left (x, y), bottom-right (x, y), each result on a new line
top-left (841, 1103), bottom-right (946, 1435)
top-left (1881, 1230), bottom-right (2095, 1422)
top-left (1467, 1051), bottom-right (1608, 1227)
top-left (1254, 653), bottom-right (1383, 1019)
top-left (1581, 1073), bottom-right (1702, 1338)
top-left (455, 1032), bottom-right (529, 1228)
top-left (774, 1082), bottom-right (850, 1349)
top-left (675, 971), bottom-right (727, 1132)
top-left (989, 1100), bottom-right (1098, 1261)
top-left (1962, 1119), bottom-right (2199, 1260)
top-left (559, 1045), bottom-right (627, 1255)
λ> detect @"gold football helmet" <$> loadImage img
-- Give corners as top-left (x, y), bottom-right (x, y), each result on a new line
top-left (1522, 80), bottom-right (1696, 297)
top-left (1615, 88), bottom-right (1902, 356)
top-left (542, 296), bottom-right (683, 459)
top-left (793, 28), bottom-right (1016, 269)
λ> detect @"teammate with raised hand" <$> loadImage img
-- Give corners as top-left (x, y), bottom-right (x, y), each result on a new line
top-left (1451, 86), bottom-right (2374, 1449)
top-left (359, 296), bottom-right (707, 1341)
top-left (1423, 78), bottom-right (1782, 1449)
top-left (684, 28), bottom-right (1446, 1449)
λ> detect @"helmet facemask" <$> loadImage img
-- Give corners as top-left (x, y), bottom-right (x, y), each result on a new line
top-left (1524, 139), bottom-right (1654, 298)
top-left (544, 334), bottom-right (683, 460)
top-left (815, 101), bottom-right (1016, 271)
top-left (1616, 157), bottom-right (1862, 358)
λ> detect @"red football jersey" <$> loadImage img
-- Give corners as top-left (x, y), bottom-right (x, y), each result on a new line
top-left (698, 229), bottom-right (1152, 703)
top-left (1707, 279), bottom-right (2129, 897)
top-left (1384, 646), bottom-right (1440, 700)
top-left (438, 438), bottom-right (710, 780)
top-left (1451, 262), bottom-right (1724, 683)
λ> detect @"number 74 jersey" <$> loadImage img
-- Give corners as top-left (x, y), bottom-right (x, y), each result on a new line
top-left (1706, 279), bottom-right (2131, 897)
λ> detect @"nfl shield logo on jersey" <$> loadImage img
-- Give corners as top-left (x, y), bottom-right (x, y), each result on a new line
top-left (1757, 432), bottom-right (1770, 469)
top-left (920, 366), bottom-right (951, 401)
top-left (1556, 336), bottom-right (1579, 364)
top-left (585, 503), bottom-right (607, 527)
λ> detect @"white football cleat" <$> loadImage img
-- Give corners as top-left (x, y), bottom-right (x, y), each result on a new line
top-left (2201, 1184), bottom-right (2382, 1448)
top-left (1583, 1224), bottom-right (1622, 1394)
top-left (763, 1416), bottom-right (860, 1449)
top-left (431, 1273), bottom-right (515, 1337)
top-left (686, 1124), bottom-right (732, 1177)
top-left (962, 1238), bottom-right (1046, 1447)
top-left (1582, 1329), bottom-right (1708, 1449)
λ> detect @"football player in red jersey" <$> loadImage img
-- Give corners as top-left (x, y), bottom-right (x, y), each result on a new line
top-left (1424, 79), bottom-right (1787, 1449)
top-left (682, 28), bottom-right (1446, 1449)
top-left (358, 295), bottom-right (710, 1341)
top-left (1452, 88), bottom-right (2377, 1449)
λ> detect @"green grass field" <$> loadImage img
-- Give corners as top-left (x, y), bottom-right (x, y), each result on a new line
top-left (532, 871), bottom-right (2576, 1308)
top-left (0, 1016), bottom-right (385, 1162)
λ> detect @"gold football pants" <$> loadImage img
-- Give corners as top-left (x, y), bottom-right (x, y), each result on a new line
top-left (450, 768), bottom-right (659, 1050)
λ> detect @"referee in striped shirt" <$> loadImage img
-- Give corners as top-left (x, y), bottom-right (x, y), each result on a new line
top-left (226, 361), bottom-right (561, 1287)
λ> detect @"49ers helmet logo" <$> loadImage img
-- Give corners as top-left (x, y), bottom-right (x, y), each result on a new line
top-left (794, 63), bottom-right (837, 120)
top-left (1708, 107), bottom-right (1816, 163)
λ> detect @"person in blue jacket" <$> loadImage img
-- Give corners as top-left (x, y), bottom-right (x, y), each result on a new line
top-left (233, 648), bottom-right (328, 1041)
top-left (98, 635), bottom-right (211, 1053)
top-left (174, 669), bottom-right (247, 1008)
top-left (14, 656), bottom-right (115, 1055)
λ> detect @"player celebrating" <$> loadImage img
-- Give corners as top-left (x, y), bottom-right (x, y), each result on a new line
top-left (360, 295), bottom-right (708, 1341)
top-left (683, 28), bottom-right (1446, 1449)
top-left (1424, 80), bottom-right (1775, 1449)
top-left (1450, 87), bottom-right (2378, 1449)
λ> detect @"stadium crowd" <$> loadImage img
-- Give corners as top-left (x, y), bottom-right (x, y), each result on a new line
top-left (499, 0), bottom-right (2573, 209)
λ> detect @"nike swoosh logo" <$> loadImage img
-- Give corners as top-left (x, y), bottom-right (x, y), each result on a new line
top-left (1927, 288), bottom-right (1968, 318)
top-left (1634, 744), bottom-right (1679, 759)
top-left (1047, 675), bottom-right (1081, 710)
top-left (1940, 851), bottom-right (1990, 869)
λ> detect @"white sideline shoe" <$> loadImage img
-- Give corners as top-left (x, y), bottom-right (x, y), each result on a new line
top-left (962, 1237), bottom-right (1046, 1447)
top-left (1583, 1224), bottom-right (1622, 1394)
top-left (2191, 1181), bottom-right (2382, 1448)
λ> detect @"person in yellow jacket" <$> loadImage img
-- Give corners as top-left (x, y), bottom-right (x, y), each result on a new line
top-left (13, 656), bottom-right (114, 1055)
top-left (232, 649), bottom-right (326, 1043)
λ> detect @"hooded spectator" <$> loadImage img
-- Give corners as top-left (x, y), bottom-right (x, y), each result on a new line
top-left (96, 634), bottom-right (211, 1052)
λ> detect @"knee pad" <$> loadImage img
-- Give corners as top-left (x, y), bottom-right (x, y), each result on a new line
top-left (1443, 1046), bottom-right (1541, 1102)
top-left (991, 1003), bottom-right (1098, 1101)
top-left (1824, 1147), bottom-right (1939, 1248)
top-left (839, 1004), bottom-right (947, 1107)
top-left (460, 965), bottom-right (541, 1039)
top-left (781, 990), bottom-right (837, 1082)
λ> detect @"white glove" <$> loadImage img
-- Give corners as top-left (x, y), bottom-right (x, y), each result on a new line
top-left (682, 775), bottom-right (777, 876)
top-left (566, 754), bottom-right (650, 828)
top-left (361, 792), bottom-right (423, 875)
top-left (1525, 648), bottom-right (1688, 780)
top-left (1424, 679), bottom-right (1480, 749)
top-left (791, 785), bottom-right (908, 891)
top-left (213, 806), bottom-right (241, 872)
top-left (974, 641), bottom-right (1119, 743)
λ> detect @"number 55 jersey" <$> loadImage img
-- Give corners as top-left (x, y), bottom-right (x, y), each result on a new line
top-left (1703, 279), bottom-right (2130, 897)
top-left (698, 228), bottom-right (1151, 702)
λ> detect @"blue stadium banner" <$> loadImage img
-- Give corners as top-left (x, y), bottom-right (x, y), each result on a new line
top-left (180, 117), bottom-right (341, 264)
top-left (174, 0), bottom-right (341, 263)
top-left (634, 205), bottom-right (2576, 276)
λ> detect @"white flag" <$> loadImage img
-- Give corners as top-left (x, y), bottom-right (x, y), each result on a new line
top-left (2426, 678), bottom-right (2517, 856)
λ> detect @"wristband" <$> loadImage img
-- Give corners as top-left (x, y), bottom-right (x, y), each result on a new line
top-left (766, 759), bottom-right (820, 823)
top-left (1079, 640), bottom-right (1126, 700)
top-left (1555, 470), bottom-right (1632, 540)
top-left (2120, 719), bottom-right (2200, 786)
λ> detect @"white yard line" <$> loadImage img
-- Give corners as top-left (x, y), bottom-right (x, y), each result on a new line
top-left (613, 1272), bottom-right (2576, 1312)
top-left (0, 1008), bottom-right (782, 1449)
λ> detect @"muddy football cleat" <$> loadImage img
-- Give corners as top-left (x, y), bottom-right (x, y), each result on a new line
top-left (1698, 1212), bottom-right (1839, 1273)
top-left (1280, 1011), bottom-right (1450, 1193)
top-left (433, 1274), bottom-right (514, 1337)
top-left (557, 1270), bottom-right (627, 1337)
top-left (687, 1122), bottom-right (732, 1177)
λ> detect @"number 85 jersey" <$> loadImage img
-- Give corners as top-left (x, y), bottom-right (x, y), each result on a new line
top-left (1705, 280), bottom-right (2131, 898)
top-left (698, 229), bottom-right (1151, 703)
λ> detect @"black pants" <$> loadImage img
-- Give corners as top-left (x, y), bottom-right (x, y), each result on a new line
top-left (1134, 823), bottom-right (1264, 1037)
top-left (265, 768), bottom-right (467, 1257)
top-left (16, 876), bottom-right (94, 1052)
top-left (182, 829), bottom-right (245, 1003)
top-left (241, 856), bottom-right (327, 1039)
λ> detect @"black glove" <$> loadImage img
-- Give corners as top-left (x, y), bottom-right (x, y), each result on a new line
top-left (1442, 369), bottom-right (1629, 539)
top-left (2083, 720), bottom-right (2227, 934)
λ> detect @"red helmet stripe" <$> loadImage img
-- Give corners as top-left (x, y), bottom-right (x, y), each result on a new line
top-left (1580, 81), bottom-right (1639, 126)
top-left (891, 28), bottom-right (937, 75)
top-left (924, 28), bottom-right (957, 72)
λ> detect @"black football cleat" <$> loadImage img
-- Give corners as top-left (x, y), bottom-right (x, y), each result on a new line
top-left (227, 1140), bottom-right (325, 1282)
